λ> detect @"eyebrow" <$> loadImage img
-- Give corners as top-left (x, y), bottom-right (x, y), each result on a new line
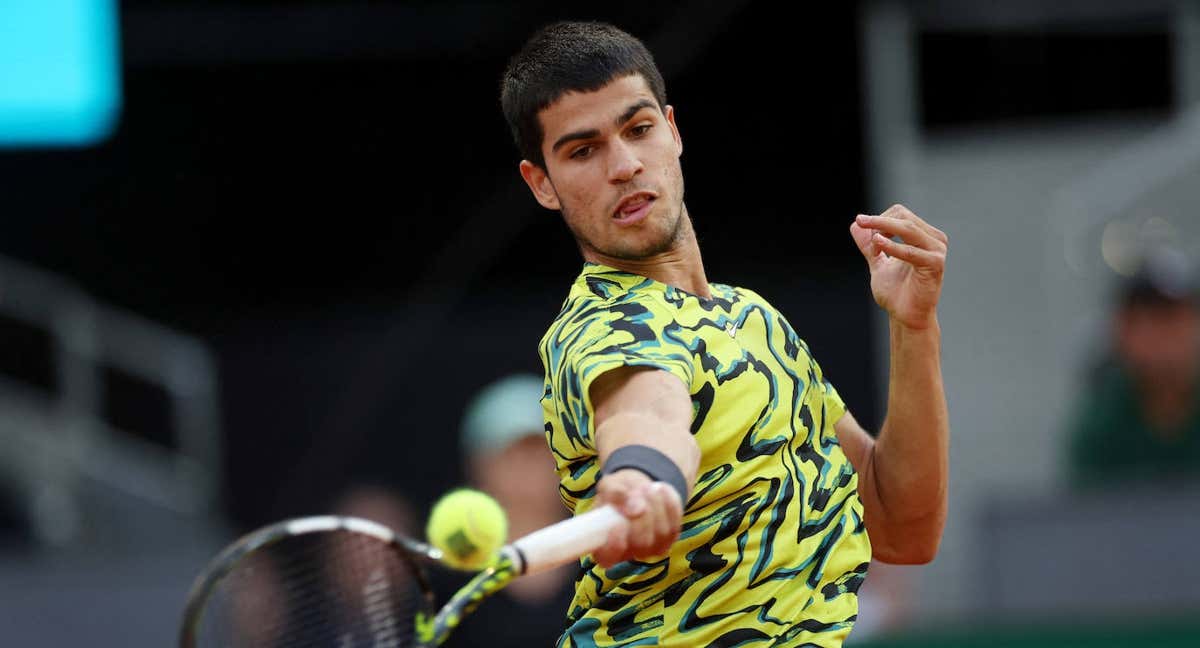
top-left (550, 99), bottom-right (659, 153)
top-left (616, 99), bottom-right (657, 127)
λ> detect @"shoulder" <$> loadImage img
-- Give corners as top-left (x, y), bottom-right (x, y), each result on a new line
top-left (720, 283), bottom-right (768, 304)
top-left (540, 283), bottom-right (673, 359)
top-left (722, 283), bottom-right (809, 345)
top-left (717, 283), bottom-right (789, 322)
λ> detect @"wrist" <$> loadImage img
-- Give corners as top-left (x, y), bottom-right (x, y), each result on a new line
top-left (889, 314), bottom-right (940, 336)
top-left (889, 316), bottom-right (942, 363)
top-left (604, 467), bottom-right (653, 486)
top-left (599, 444), bottom-right (689, 506)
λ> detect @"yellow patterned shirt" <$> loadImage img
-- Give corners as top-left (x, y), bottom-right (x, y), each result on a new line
top-left (538, 263), bottom-right (872, 647)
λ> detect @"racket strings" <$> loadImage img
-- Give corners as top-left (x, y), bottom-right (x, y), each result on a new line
top-left (193, 530), bottom-right (427, 647)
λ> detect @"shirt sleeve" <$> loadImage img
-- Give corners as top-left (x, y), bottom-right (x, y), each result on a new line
top-left (545, 296), bottom-right (695, 456)
top-left (798, 339), bottom-right (846, 437)
top-left (820, 373), bottom-right (847, 436)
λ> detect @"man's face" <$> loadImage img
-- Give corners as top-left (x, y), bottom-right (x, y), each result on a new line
top-left (520, 74), bottom-right (685, 261)
top-left (1117, 300), bottom-right (1200, 383)
top-left (473, 434), bottom-right (561, 516)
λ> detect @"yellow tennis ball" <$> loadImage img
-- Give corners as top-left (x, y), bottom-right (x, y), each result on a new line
top-left (426, 488), bottom-right (508, 570)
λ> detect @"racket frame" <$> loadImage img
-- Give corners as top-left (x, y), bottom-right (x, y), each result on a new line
top-left (179, 515), bottom-right (439, 648)
top-left (180, 504), bottom-right (628, 647)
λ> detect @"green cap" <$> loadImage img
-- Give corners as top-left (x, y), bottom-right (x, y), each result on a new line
top-left (460, 373), bottom-right (545, 456)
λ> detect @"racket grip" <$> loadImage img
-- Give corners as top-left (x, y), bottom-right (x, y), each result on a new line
top-left (508, 504), bottom-right (627, 575)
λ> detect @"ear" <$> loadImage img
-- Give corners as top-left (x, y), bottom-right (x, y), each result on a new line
top-left (519, 160), bottom-right (561, 211)
top-left (664, 105), bottom-right (683, 156)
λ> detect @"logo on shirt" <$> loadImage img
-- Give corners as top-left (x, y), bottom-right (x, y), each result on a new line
top-left (725, 321), bottom-right (738, 338)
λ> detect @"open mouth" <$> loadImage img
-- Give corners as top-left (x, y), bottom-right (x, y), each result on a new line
top-left (613, 192), bottom-right (656, 225)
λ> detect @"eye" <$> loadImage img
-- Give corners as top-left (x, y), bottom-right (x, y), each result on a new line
top-left (629, 124), bottom-right (652, 137)
top-left (569, 145), bottom-right (593, 160)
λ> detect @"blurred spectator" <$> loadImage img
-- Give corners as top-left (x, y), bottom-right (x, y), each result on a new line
top-left (443, 373), bottom-right (575, 647)
top-left (1068, 249), bottom-right (1200, 488)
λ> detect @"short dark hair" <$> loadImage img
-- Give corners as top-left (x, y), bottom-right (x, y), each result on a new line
top-left (500, 21), bottom-right (667, 168)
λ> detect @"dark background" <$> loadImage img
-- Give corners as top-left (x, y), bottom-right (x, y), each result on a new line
top-left (1, 1), bottom-right (875, 530)
top-left (0, 1), bottom-right (1173, 531)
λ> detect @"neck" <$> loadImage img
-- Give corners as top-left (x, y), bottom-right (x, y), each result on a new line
top-left (584, 206), bottom-right (711, 298)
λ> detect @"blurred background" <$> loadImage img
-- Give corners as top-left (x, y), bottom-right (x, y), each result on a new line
top-left (1, 0), bottom-right (1199, 645)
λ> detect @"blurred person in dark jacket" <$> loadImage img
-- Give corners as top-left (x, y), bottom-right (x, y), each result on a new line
top-left (1069, 248), bottom-right (1200, 487)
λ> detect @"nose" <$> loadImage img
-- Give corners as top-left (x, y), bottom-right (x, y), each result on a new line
top-left (607, 140), bottom-right (644, 183)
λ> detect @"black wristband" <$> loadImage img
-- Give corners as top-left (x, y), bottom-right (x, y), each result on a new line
top-left (599, 444), bottom-right (689, 506)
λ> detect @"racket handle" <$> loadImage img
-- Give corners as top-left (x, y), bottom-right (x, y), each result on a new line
top-left (508, 504), bottom-right (627, 575)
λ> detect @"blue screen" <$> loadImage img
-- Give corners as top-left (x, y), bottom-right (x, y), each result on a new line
top-left (0, 0), bottom-right (122, 147)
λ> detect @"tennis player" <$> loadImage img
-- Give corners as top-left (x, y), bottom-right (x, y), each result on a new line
top-left (501, 22), bottom-right (949, 646)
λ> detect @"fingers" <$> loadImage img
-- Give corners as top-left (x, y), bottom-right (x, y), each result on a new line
top-left (881, 203), bottom-right (948, 246)
top-left (849, 221), bottom-right (885, 270)
top-left (593, 474), bottom-right (683, 567)
top-left (648, 483), bottom-right (683, 555)
top-left (622, 483), bottom-right (660, 558)
top-left (597, 470), bottom-right (649, 519)
top-left (852, 204), bottom-right (948, 274)
top-left (855, 213), bottom-right (942, 253)
top-left (593, 522), bottom-right (629, 568)
top-left (870, 233), bottom-right (945, 275)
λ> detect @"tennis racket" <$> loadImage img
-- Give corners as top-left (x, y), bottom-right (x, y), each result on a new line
top-left (179, 504), bottom-right (626, 647)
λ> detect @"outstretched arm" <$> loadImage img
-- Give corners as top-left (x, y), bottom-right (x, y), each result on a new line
top-left (838, 204), bottom-right (950, 564)
top-left (589, 366), bottom-right (700, 567)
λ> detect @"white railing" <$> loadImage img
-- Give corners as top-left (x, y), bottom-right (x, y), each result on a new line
top-left (0, 254), bottom-right (220, 546)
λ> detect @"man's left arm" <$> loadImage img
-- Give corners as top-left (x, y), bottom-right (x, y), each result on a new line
top-left (837, 204), bottom-right (950, 565)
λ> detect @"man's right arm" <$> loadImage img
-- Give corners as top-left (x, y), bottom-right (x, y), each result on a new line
top-left (588, 365), bottom-right (699, 567)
